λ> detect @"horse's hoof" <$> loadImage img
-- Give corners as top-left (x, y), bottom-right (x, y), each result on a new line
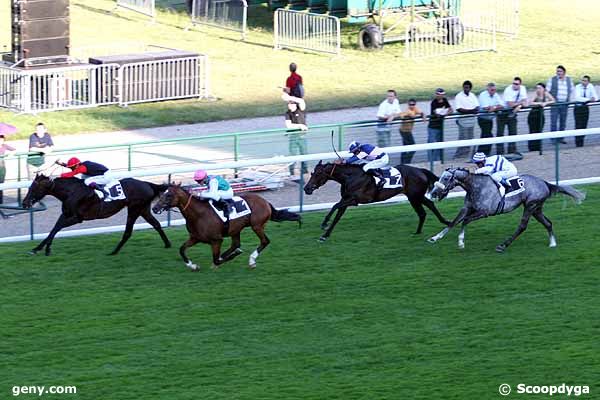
top-left (320, 224), bottom-right (329, 230)
top-left (164, 242), bottom-right (172, 249)
top-left (234, 248), bottom-right (243, 255)
top-left (248, 263), bottom-right (256, 269)
top-left (427, 237), bottom-right (437, 244)
top-left (413, 231), bottom-right (422, 235)
top-left (108, 251), bottom-right (118, 256)
top-left (318, 236), bottom-right (328, 243)
top-left (458, 243), bottom-right (465, 249)
top-left (45, 250), bottom-right (51, 256)
top-left (495, 244), bottom-right (506, 253)
top-left (211, 264), bottom-right (220, 271)
top-left (28, 249), bottom-right (38, 256)
top-left (185, 261), bottom-right (199, 271)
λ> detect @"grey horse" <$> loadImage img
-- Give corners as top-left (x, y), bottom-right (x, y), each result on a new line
top-left (427, 168), bottom-right (585, 252)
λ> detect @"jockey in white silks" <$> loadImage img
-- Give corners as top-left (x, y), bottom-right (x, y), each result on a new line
top-left (472, 152), bottom-right (518, 196)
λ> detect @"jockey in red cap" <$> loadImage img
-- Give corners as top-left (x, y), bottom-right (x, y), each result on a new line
top-left (56, 158), bottom-right (113, 200)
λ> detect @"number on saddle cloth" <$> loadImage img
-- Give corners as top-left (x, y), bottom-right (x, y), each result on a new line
top-left (374, 167), bottom-right (402, 188)
top-left (503, 176), bottom-right (525, 197)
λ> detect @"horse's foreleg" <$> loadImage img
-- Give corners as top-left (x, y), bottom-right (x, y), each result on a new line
top-left (457, 211), bottom-right (489, 249)
top-left (428, 207), bottom-right (469, 244)
top-left (532, 209), bottom-right (556, 248)
top-left (249, 224), bottom-right (270, 268)
top-left (408, 197), bottom-right (427, 234)
top-left (422, 197), bottom-right (450, 226)
top-left (496, 208), bottom-right (533, 252)
top-left (320, 205), bottom-right (350, 242)
top-left (30, 214), bottom-right (79, 256)
top-left (321, 201), bottom-right (343, 230)
top-left (220, 233), bottom-right (243, 262)
top-left (140, 207), bottom-right (171, 249)
top-left (179, 237), bottom-right (200, 271)
top-left (109, 211), bottom-right (140, 255)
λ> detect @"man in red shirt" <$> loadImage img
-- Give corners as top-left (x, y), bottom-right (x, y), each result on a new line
top-left (285, 63), bottom-right (304, 98)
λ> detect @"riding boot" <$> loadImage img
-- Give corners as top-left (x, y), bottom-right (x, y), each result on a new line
top-left (219, 200), bottom-right (231, 221)
top-left (496, 182), bottom-right (506, 197)
top-left (369, 169), bottom-right (386, 190)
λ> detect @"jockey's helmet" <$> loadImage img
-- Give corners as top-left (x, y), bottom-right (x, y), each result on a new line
top-left (348, 141), bottom-right (360, 153)
top-left (66, 157), bottom-right (81, 168)
top-left (194, 169), bottom-right (208, 181)
top-left (472, 152), bottom-right (486, 164)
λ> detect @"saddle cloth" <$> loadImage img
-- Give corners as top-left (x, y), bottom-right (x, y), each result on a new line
top-left (209, 196), bottom-right (252, 222)
top-left (94, 180), bottom-right (126, 202)
top-left (503, 176), bottom-right (525, 198)
top-left (373, 167), bottom-right (403, 189)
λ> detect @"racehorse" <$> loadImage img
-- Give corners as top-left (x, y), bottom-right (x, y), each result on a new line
top-left (428, 167), bottom-right (585, 252)
top-left (152, 184), bottom-right (301, 271)
top-left (303, 161), bottom-right (449, 241)
top-left (22, 174), bottom-right (171, 256)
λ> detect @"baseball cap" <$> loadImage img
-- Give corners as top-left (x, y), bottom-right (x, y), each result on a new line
top-left (435, 88), bottom-right (446, 95)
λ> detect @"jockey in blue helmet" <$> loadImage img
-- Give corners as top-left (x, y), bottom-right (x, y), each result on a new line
top-left (472, 152), bottom-right (517, 196)
top-left (346, 141), bottom-right (389, 189)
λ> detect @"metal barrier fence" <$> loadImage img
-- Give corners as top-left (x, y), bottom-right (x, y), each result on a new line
top-left (0, 54), bottom-right (210, 112)
top-left (274, 9), bottom-right (341, 56)
top-left (460, 0), bottom-right (519, 37)
top-left (190, 0), bottom-right (248, 39)
top-left (404, 13), bottom-right (496, 58)
top-left (114, 0), bottom-right (156, 19)
top-left (1, 128), bottom-right (599, 242)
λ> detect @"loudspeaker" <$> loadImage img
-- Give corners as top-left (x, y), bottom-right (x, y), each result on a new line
top-left (3, 0), bottom-right (70, 65)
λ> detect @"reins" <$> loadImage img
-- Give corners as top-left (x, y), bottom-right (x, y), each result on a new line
top-left (181, 192), bottom-right (193, 212)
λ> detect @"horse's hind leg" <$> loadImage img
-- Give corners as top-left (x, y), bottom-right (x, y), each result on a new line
top-left (220, 232), bottom-right (243, 262)
top-left (533, 209), bottom-right (556, 247)
top-left (140, 206), bottom-right (171, 248)
top-left (422, 197), bottom-right (450, 226)
top-left (109, 210), bottom-right (140, 255)
top-left (249, 224), bottom-right (270, 269)
top-left (180, 237), bottom-right (200, 271)
top-left (408, 197), bottom-right (427, 234)
top-left (496, 207), bottom-right (533, 253)
top-left (210, 240), bottom-right (225, 270)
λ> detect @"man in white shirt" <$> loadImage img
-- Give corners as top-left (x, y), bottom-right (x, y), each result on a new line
top-left (499, 77), bottom-right (528, 157)
top-left (454, 80), bottom-right (479, 160)
top-left (376, 89), bottom-right (401, 148)
top-left (573, 75), bottom-right (598, 147)
top-left (477, 83), bottom-right (505, 155)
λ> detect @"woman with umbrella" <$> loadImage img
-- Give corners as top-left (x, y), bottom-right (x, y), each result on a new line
top-left (0, 123), bottom-right (17, 204)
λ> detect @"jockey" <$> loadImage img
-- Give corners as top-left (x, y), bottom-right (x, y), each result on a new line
top-left (345, 141), bottom-right (389, 189)
top-left (193, 169), bottom-right (234, 219)
top-left (57, 157), bottom-right (112, 200)
top-left (472, 152), bottom-right (518, 196)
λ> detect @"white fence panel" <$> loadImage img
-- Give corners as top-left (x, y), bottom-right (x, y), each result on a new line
top-left (190, 0), bottom-right (248, 39)
top-left (461, 0), bottom-right (519, 36)
top-left (274, 10), bottom-right (341, 56)
top-left (404, 13), bottom-right (496, 59)
top-left (115, 0), bottom-right (156, 19)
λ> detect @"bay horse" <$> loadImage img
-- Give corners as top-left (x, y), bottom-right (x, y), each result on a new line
top-left (303, 161), bottom-right (450, 242)
top-left (428, 167), bottom-right (585, 252)
top-left (152, 184), bottom-right (301, 271)
top-left (22, 174), bottom-right (171, 256)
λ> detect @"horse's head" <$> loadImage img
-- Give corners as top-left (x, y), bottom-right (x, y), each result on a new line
top-left (304, 160), bottom-right (335, 195)
top-left (431, 168), bottom-right (470, 200)
top-left (152, 184), bottom-right (188, 214)
top-left (22, 174), bottom-right (54, 208)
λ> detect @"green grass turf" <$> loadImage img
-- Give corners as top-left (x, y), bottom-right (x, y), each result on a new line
top-left (2, 0), bottom-right (600, 136)
top-left (1, 186), bottom-right (599, 399)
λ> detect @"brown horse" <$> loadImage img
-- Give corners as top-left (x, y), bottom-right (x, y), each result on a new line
top-left (152, 184), bottom-right (301, 271)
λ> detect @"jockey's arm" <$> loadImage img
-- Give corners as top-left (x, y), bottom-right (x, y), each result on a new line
top-left (475, 165), bottom-right (493, 175)
top-left (60, 164), bottom-right (87, 178)
top-left (199, 178), bottom-right (220, 200)
top-left (346, 151), bottom-right (368, 164)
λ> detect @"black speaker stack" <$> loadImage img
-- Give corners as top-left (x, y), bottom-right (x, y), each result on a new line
top-left (3, 0), bottom-right (70, 66)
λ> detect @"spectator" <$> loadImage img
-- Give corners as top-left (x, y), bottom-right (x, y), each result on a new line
top-left (546, 65), bottom-right (574, 143)
top-left (285, 63), bottom-right (304, 99)
top-left (477, 83), bottom-right (505, 155)
top-left (453, 80), bottom-right (479, 160)
top-left (527, 83), bottom-right (555, 152)
top-left (428, 88), bottom-right (452, 163)
top-left (0, 134), bottom-right (16, 204)
top-left (27, 122), bottom-right (54, 179)
top-left (573, 75), bottom-right (598, 147)
top-left (398, 99), bottom-right (424, 164)
top-left (500, 77), bottom-right (528, 156)
top-left (376, 89), bottom-right (401, 148)
top-left (282, 92), bottom-right (308, 180)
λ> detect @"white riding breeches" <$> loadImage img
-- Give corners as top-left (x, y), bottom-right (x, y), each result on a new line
top-left (491, 165), bottom-right (517, 184)
top-left (200, 188), bottom-right (234, 202)
top-left (362, 154), bottom-right (389, 172)
top-left (84, 171), bottom-right (113, 186)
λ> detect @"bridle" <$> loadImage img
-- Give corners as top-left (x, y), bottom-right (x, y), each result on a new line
top-left (328, 163), bottom-right (337, 177)
top-left (181, 190), bottom-right (193, 212)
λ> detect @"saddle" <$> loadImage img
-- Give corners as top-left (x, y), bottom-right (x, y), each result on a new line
top-left (499, 176), bottom-right (525, 198)
top-left (368, 167), bottom-right (403, 190)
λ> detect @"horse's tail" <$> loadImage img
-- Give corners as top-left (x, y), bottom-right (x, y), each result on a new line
top-left (148, 182), bottom-right (169, 198)
top-left (420, 168), bottom-right (440, 191)
top-left (546, 182), bottom-right (586, 205)
top-left (269, 204), bottom-right (302, 228)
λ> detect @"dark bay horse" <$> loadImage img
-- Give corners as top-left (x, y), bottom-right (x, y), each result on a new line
top-left (22, 174), bottom-right (171, 256)
top-left (428, 167), bottom-right (585, 252)
top-left (303, 161), bottom-right (449, 241)
top-left (152, 184), bottom-right (301, 271)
